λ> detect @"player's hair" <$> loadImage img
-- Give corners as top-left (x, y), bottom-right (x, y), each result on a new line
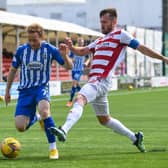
top-left (100, 8), bottom-right (117, 19)
top-left (26, 23), bottom-right (44, 38)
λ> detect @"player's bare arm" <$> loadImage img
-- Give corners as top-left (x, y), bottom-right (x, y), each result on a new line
top-left (70, 46), bottom-right (90, 56)
top-left (137, 44), bottom-right (168, 64)
top-left (65, 37), bottom-right (91, 56)
top-left (5, 66), bottom-right (17, 105)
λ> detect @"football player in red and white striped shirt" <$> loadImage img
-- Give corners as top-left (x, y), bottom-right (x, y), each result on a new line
top-left (50, 8), bottom-right (168, 153)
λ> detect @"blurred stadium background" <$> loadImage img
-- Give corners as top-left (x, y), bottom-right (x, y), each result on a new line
top-left (1, 1), bottom-right (168, 167)
top-left (0, 0), bottom-right (168, 98)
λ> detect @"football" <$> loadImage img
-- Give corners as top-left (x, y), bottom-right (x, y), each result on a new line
top-left (128, 84), bottom-right (133, 91)
top-left (0, 95), bottom-right (4, 101)
top-left (0, 137), bottom-right (21, 159)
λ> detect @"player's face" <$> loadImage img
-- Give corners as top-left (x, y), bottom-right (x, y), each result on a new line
top-left (77, 38), bottom-right (84, 47)
top-left (100, 13), bottom-right (116, 34)
top-left (28, 32), bottom-right (42, 50)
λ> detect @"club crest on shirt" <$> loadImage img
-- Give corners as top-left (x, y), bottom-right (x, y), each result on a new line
top-left (27, 61), bottom-right (43, 70)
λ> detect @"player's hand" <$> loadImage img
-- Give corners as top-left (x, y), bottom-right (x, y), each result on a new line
top-left (64, 37), bottom-right (73, 49)
top-left (59, 43), bottom-right (68, 56)
top-left (83, 62), bottom-right (88, 68)
top-left (5, 91), bottom-right (11, 106)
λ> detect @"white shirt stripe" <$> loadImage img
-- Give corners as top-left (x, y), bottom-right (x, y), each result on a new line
top-left (22, 48), bottom-right (28, 87)
top-left (95, 50), bottom-right (113, 57)
top-left (34, 49), bottom-right (42, 86)
top-left (92, 59), bottom-right (109, 66)
top-left (90, 68), bottom-right (104, 74)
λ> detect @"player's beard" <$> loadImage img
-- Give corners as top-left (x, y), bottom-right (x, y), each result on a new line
top-left (101, 25), bottom-right (113, 35)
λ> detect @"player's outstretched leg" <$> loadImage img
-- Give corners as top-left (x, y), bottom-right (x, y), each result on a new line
top-left (50, 102), bottom-right (83, 141)
top-left (100, 116), bottom-right (146, 152)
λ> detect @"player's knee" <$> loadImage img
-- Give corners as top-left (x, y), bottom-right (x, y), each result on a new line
top-left (40, 110), bottom-right (50, 119)
top-left (15, 117), bottom-right (27, 132)
top-left (97, 116), bottom-right (110, 125)
top-left (74, 94), bottom-right (87, 106)
top-left (15, 124), bottom-right (26, 132)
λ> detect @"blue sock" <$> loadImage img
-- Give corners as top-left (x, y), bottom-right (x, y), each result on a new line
top-left (26, 114), bottom-right (38, 130)
top-left (70, 86), bottom-right (76, 101)
top-left (44, 117), bottom-right (56, 143)
top-left (76, 85), bottom-right (81, 92)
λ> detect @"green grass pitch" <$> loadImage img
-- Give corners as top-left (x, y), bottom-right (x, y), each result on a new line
top-left (0, 87), bottom-right (168, 168)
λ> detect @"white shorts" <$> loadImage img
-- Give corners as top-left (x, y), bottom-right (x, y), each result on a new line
top-left (79, 79), bottom-right (111, 116)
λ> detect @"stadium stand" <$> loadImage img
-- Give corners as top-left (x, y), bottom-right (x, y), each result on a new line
top-left (2, 55), bottom-right (71, 82)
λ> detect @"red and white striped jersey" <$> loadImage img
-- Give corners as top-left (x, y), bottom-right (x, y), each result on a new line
top-left (87, 29), bottom-right (138, 82)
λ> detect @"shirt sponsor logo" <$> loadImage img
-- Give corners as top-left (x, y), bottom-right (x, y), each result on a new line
top-left (27, 61), bottom-right (43, 70)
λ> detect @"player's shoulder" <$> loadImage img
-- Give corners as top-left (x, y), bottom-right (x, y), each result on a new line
top-left (110, 29), bottom-right (132, 39)
top-left (16, 43), bottom-right (28, 53)
top-left (41, 41), bottom-right (55, 48)
top-left (18, 43), bottom-right (28, 49)
top-left (120, 29), bottom-right (132, 37)
top-left (109, 29), bottom-right (124, 36)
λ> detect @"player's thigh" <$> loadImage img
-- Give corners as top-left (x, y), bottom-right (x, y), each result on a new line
top-left (36, 85), bottom-right (50, 118)
top-left (79, 83), bottom-right (98, 103)
top-left (15, 91), bottom-right (36, 130)
top-left (36, 84), bottom-right (50, 103)
top-left (91, 95), bottom-right (110, 116)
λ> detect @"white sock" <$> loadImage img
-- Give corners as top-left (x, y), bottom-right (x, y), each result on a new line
top-left (105, 118), bottom-right (136, 142)
top-left (36, 113), bottom-right (41, 121)
top-left (49, 142), bottom-right (57, 150)
top-left (62, 102), bottom-right (83, 134)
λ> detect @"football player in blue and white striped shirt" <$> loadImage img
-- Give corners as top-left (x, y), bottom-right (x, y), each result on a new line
top-left (4, 23), bottom-right (73, 159)
top-left (66, 37), bottom-right (90, 107)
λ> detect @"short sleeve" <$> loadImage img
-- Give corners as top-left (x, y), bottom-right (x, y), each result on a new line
top-left (120, 29), bottom-right (140, 49)
top-left (12, 46), bottom-right (22, 69)
top-left (87, 40), bottom-right (97, 53)
top-left (50, 44), bottom-right (64, 65)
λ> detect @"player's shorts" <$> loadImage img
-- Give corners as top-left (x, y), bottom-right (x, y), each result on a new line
top-left (79, 79), bottom-right (111, 116)
top-left (72, 71), bottom-right (83, 81)
top-left (15, 84), bottom-right (50, 120)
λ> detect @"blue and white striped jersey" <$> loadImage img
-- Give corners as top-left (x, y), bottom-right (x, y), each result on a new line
top-left (12, 41), bottom-right (64, 90)
top-left (69, 51), bottom-right (88, 72)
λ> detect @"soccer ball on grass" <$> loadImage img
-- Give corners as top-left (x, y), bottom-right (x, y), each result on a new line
top-left (0, 137), bottom-right (21, 159)
top-left (0, 95), bottom-right (4, 102)
top-left (128, 84), bottom-right (134, 91)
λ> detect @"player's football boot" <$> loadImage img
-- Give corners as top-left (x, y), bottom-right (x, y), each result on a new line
top-left (49, 149), bottom-right (59, 159)
top-left (49, 127), bottom-right (66, 142)
top-left (134, 131), bottom-right (146, 152)
top-left (66, 101), bottom-right (73, 107)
